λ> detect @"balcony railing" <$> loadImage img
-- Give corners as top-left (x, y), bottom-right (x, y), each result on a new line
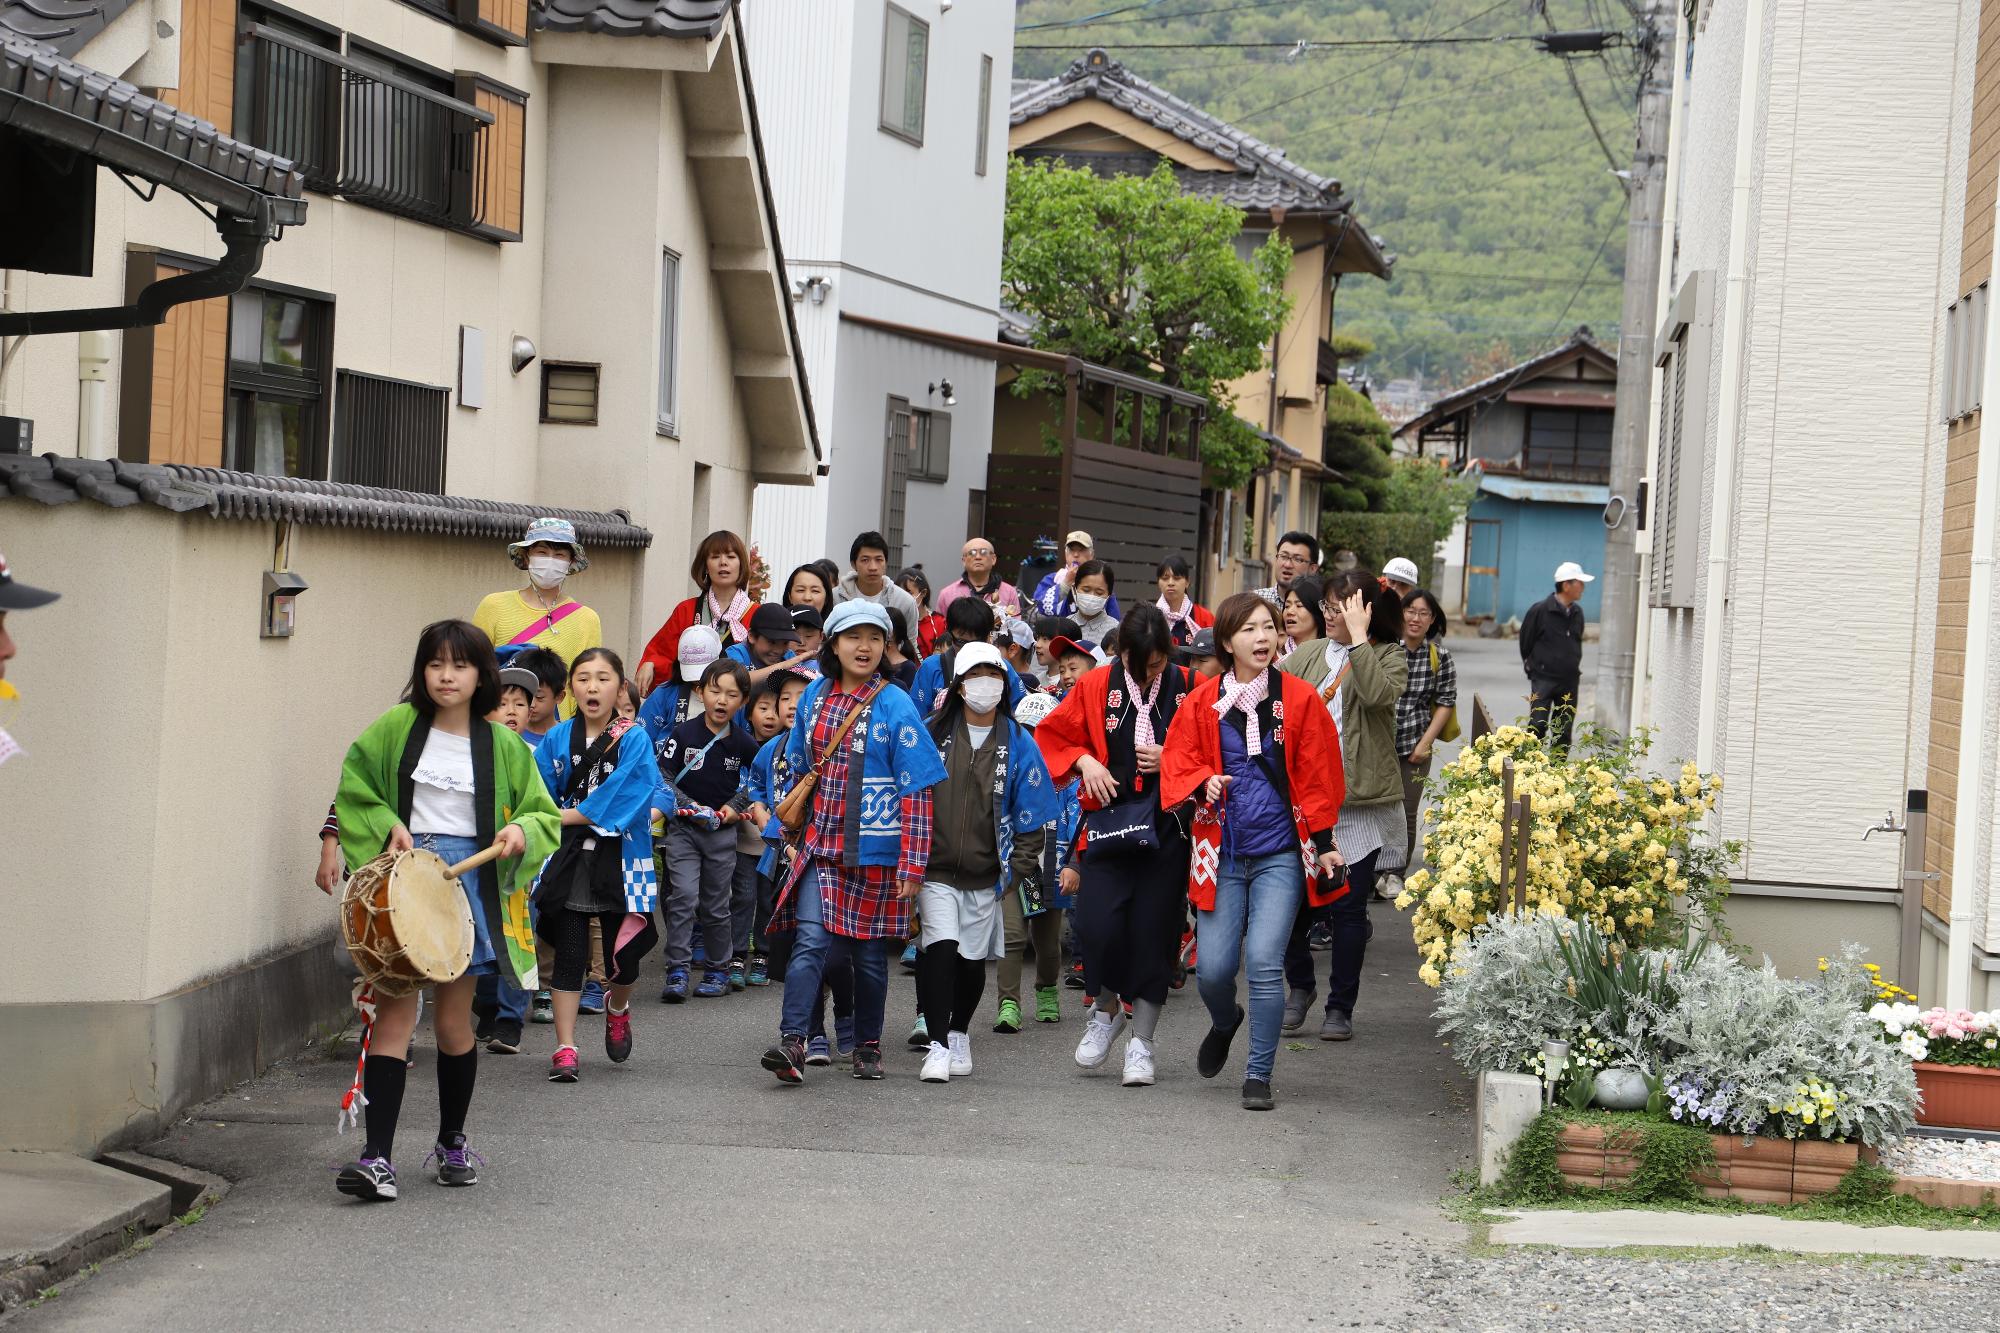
top-left (238, 24), bottom-right (493, 230)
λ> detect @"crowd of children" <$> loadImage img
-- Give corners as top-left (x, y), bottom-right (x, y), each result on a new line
top-left (322, 519), bottom-right (1453, 1201)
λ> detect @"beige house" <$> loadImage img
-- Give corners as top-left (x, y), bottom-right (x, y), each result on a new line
top-left (0, 0), bottom-right (814, 1152)
top-left (1008, 48), bottom-right (1392, 596)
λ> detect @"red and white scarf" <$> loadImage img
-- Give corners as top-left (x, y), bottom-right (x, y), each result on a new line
top-left (1214, 670), bottom-right (1270, 755)
top-left (706, 587), bottom-right (751, 644)
top-left (1156, 594), bottom-right (1197, 636)
top-left (1123, 666), bottom-right (1165, 748)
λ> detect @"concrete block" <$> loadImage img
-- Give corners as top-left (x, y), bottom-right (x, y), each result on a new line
top-left (1476, 1070), bottom-right (1543, 1186)
top-left (98, 1151), bottom-right (229, 1216)
top-left (0, 1151), bottom-right (170, 1311)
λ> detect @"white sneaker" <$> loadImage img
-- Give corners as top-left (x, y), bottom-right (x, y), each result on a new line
top-left (1376, 872), bottom-right (1403, 901)
top-left (1074, 1010), bottom-right (1127, 1069)
top-left (920, 1041), bottom-right (952, 1083)
top-left (947, 1030), bottom-right (973, 1076)
top-left (1122, 1036), bottom-right (1156, 1087)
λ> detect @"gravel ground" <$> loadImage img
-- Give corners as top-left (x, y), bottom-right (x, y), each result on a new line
top-left (1413, 1251), bottom-right (2000, 1331)
top-left (1879, 1134), bottom-right (2000, 1182)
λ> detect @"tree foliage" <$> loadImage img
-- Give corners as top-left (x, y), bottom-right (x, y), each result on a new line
top-left (1002, 157), bottom-right (1294, 489)
top-left (1322, 381), bottom-right (1393, 513)
top-left (1382, 455), bottom-right (1481, 551)
top-left (1013, 0), bottom-right (1633, 389)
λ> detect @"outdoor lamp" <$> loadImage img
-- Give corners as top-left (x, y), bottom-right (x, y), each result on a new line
top-left (930, 379), bottom-right (956, 406)
top-left (1541, 1039), bottom-right (1570, 1107)
top-left (510, 335), bottom-right (537, 375)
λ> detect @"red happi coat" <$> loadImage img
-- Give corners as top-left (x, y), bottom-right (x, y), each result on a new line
top-left (637, 592), bottom-right (760, 690)
top-left (1160, 668), bottom-right (1346, 911)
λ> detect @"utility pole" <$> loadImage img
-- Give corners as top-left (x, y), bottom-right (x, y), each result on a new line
top-left (1591, 0), bottom-right (1676, 731)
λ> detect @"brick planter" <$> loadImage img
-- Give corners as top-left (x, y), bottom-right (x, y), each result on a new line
top-left (1913, 1062), bottom-right (2000, 1133)
top-left (1554, 1120), bottom-right (1859, 1204)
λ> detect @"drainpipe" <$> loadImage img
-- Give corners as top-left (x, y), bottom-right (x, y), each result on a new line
top-left (1630, 4), bottom-right (1689, 736)
top-left (1693, 0), bottom-right (1767, 775)
top-left (77, 329), bottom-right (112, 460)
top-left (1945, 163), bottom-right (2000, 1009)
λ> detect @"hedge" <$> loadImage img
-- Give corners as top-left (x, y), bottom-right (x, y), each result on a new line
top-left (1319, 512), bottom-right (1440, 580)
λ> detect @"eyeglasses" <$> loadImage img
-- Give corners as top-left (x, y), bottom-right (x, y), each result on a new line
top-left (964, 548), bottom-right (994, 557)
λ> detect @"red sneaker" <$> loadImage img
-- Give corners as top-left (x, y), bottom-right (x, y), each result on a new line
top-left (605, 1010), bottom-right (633, 1064)
top-left (548, 1046), bottom-right (580, 1083)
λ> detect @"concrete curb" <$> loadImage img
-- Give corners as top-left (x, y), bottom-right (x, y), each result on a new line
top-left (1490, 1207), bottom-right (2000, 1260)
top-left (0, 1153), bottom-right (171, 1312)
top-left (98, 1152), bottom-right (231, 1217)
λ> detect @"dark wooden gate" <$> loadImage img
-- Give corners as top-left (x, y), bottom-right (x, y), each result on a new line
top-left (1064, 438), bottom-right (1202, 597)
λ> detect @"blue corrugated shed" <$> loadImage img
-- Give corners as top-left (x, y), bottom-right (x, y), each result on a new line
top-left (1462, 481), bottom-right (1605, 624)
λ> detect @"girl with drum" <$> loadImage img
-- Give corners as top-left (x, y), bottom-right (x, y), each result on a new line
top-left (532, 648), bottom-right (664, 1084)
top-left (332, 620), bottom-right (560, 1202)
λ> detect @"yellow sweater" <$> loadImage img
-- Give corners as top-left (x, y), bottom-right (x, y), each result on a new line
top-left (472, 589), bottom-right (604, 670)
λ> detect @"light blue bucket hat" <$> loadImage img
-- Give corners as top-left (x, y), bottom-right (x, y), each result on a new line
top-left (508, 516), bottom-right (589, 573)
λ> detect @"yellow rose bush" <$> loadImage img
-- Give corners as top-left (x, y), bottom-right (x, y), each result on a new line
top-left (1397, 723), bottom-right (1738, 987)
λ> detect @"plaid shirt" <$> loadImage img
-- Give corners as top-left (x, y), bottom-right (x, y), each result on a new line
top-left (788, 685), bottom-right (934, 939)
top-left (1394, 640), bottom-right (1458, 758)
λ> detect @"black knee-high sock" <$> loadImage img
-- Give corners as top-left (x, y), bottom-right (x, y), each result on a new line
top-left (436, 1047), bottom-right (477, 1145)
top-left (917, 942), bottom-right (960, 1045)
top-left (360, 1053), bottom-right (407, 1162)
top-left (949, 955), bottom-right (986, 1035)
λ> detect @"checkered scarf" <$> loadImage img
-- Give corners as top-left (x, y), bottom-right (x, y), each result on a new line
top-left (707, 587), bottom-right (752, 645)
top-left (1123, 666), bottom-right (1165, 748)
top-left (1213, 669), bottom-right (1270, 756)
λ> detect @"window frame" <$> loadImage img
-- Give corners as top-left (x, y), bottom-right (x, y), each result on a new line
top-left (974, 53), bottom-right (992, 175)
top-left (452, 71), bottom-right (529, 243)
top-left (1521, 406), bottom-right (1612, 483)
top-left (223, 276), bottom-right (335, 480)
top-left (657, 248), bottom-right (682, 438)
top-left (332, 369), bottom-right (451, 493)
top-left (878, 3), bottom-right (929, 146)
top-left (541, 360), bottom-right (602, 426)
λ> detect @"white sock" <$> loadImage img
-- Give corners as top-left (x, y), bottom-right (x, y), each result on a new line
top-left (608, 1003), bottom-right (629, 1015)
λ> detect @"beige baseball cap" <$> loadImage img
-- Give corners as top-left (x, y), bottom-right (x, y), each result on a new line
top-left (1064, 530), bottom-right (1093, 549)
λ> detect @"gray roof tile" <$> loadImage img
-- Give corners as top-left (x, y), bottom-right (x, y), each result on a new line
top-left (0, 454), bottom-right (654, 548)
top-left (531, 0), bottom-right (730, 39)
top-left (0, 0), bottom-right (137, 58)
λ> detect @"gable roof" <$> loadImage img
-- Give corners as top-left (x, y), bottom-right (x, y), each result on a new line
top-left (1394, 328), bottom-right (1616, 439)
top-left (1011, 48), bottom-right (1389, 277)
top-left (531, 0), bottom-right (729, 38)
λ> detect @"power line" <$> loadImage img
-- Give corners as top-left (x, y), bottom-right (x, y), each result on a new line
top-left (1018, 0), bottom-right (1317, 30)
top-left (1017, 0), bottom-right (1174, 32)
top-left (1017, 33), bottom-right (1580, 50)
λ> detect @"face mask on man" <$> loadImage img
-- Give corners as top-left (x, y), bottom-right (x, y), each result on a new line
top-left (527, 555), bottom-right (569, 590)
top-left (1075, 592), bottom-right (1108, 619)
top-left (960, 677), bottom-right (1007, 715)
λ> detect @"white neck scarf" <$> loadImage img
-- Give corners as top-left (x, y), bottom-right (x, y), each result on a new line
top-left (707, 587), bottom-right (751, 644)
top-left (1213, 669), bottom-right (1270, 755)
top-left (1123, 666), bottom-right (1165, 748)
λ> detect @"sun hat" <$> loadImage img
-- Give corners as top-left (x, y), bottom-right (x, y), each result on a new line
top-left (950, 641), bottom-right (1007, 681)
top-left (1381, 557), bottom-right (1420, 587)
top-left (508, 517), bottom-right (588, 573)
top-left (0, 550), bottom-right (59, 610)
top-left (677, 624), bottom-right (724, 682)
top-left (1553, 561), bottom-right (1596, 585)
top-left (1013, 692), bottom-right (1059, 729)
top-left (823, 599), bottom-right (892, 639)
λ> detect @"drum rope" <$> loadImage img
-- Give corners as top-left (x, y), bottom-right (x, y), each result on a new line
top-left (336, 979), bottom-right (378, 1134)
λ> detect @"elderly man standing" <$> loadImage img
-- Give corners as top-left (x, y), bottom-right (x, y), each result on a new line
top-left (936, 538), bottom-right (1022, 621)
top-left (1520, 560), bottom-right (1593, 751)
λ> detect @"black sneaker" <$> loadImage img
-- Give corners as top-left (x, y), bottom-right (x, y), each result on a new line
top-left (1241, 1078), bottom-right (1275, 1111)
top-left (1197, 1004), bottom-right (1244, 1080)
top-left (473, 1009), bottom-right (497, 1044)
top-left (427, 1135), bottom-right (483, 1186)
top-left (1306, 921), bottom-right (1333, 951)
top-left (761, 1034), bottom-right (807, 1084)
top-left (1320, 1009), bottom-right (1354, 1042)
top-left (335, 1156), bottom-right (398, 1201)
top-left (850, 1041), bottom-right (885, 1079)
top-left (486, 1020), bottom-right (522, 1054)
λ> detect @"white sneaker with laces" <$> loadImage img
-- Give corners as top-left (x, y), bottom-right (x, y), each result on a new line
top-left (947, 1030), bottom-right (973, 1076)
top-left (920, 1041), bottom-right (952, 1083)
top-left (1074, 1010), bottom-right (1127, 1069)
top-left (1122, 1035), bottom-right (1156, 1087)
top-left (1376, 872), bottom-right (1403, 901)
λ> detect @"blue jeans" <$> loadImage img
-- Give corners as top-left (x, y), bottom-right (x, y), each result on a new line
top-left (778, 865), bottom-right (890, 1047)
top-left (1197, 850), bottom-right (1304, 1082)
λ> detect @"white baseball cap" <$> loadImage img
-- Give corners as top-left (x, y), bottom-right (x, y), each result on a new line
top-left (950, 641), bottom-right (1008, 680)
top-left (677, 623), bottom-right (724, 681)
top-left (1554, 561), bottom-right (1596, 585)
top-left (1382, 557), bottom-right (1420, 586)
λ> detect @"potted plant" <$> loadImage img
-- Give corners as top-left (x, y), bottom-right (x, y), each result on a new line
top-left (1871, 1001), bottom-right (2000, 1132)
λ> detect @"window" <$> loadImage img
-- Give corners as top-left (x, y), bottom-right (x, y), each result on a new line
top-left (1649, 271), bottom-right (1715, 610)
top-left (1523, 408), bottom-right (1613, 482)
top-left (541, 362), bottom-right (600, 425)
top-left (455, 73), bottom-right (528, 241)
top-left (879, 4), bottom-right (928, 145)
top-left (224, 284), bottom-right (332, 479)
top-left (909, 407), bottom-right (951, 482)
top-left (234, 5), bottom-right (342, 190)
top-left (884, 396), bottom-right (913, 566)
top-left (333, 371), bottom-right (449, 492)
top-left (974, 54), bottom-right (992, 175)
top-left (658, 250), bottom-right (681, 436)
top-left (1945, 284), bottom-right (1988, 423)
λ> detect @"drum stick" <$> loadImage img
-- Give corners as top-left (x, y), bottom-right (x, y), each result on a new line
top-left (445, 843), bottom-right (509, 879)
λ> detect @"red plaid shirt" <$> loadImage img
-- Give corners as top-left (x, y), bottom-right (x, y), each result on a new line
top-left (775, 684), bottom-right (933, 940)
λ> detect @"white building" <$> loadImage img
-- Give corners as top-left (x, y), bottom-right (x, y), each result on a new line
top-left (1633, 0), bottom-right (1967, 993)
top-left (741, 0), bottom-right (1012, 581)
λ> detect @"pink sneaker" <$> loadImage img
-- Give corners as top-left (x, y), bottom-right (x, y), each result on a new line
top-left (605, 1010), bottom-right (633, 1064)
top-left (548, 1046), bottom-right (579, 1083)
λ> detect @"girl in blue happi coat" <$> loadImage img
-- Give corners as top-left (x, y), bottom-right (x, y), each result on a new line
top-left (532, 648), bottom-right (661, 1084)
top-left (912, 642), bottom-right (1063, 1084)
top-left (994, 690), bottom-right (1082, 1031)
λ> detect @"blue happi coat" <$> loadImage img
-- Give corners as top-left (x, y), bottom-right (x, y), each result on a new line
top-left (934, 714), bottom-right (1064, 895)
top-left (749, 731), bottom-right (801, 880)
top-left (1039, 775), bottom-right (1083, 911)
top-left (784, 675), bottom-right (946, 868)
top-left (532, 716), bottom-right (659, 914)
top-left (910, 652), bottom-right (1029, 719)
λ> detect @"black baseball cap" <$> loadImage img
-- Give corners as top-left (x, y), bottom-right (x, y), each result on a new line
top-left (0, 551), bottom-right (58, 610)
top-left (789, 605), bottom-right (824, 632)
top-left (1187, 628), bottom-right (1217, 659)
top-left (750, 603), bottom-right (801, 642)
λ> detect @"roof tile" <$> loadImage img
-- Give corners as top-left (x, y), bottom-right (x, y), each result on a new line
top-left (530, 0), bottom-right (730, 39)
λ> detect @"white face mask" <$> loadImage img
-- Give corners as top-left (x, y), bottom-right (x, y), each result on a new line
top-left (526, 555), bottom-right (569, 590)
top-left (1075, 592), bottom-right (1108, 619)
top-left (960, 677), bottom-right (1007, 714)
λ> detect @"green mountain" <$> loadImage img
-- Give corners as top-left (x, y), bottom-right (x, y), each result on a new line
top-left (1011, 0), bottom-right (1635, 394)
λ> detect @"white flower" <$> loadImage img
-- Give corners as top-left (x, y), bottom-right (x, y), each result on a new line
top-left (1868, 1002), bottom-right (1892, 1024)
top-left (1900, 1031), bottom-right (1931, 1061)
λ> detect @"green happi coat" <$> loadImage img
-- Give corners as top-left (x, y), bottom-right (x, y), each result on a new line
top-left (336, 703), bottom-right (561, 989)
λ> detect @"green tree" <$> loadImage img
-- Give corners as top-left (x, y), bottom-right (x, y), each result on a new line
top-left (1382, 455), bottom-right (1480, 551)
top-left (1002, 158), bottom-right (1294, 490)
top-left (1322, 381), bottom-right (1393, 512)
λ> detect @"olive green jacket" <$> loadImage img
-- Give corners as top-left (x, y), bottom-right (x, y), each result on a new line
top-left (1278, 638), bottom-right (1407, 808)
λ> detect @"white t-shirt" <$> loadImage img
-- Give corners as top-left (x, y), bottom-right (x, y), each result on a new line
top-left (966, 723), bottom-right (995, 751)
top-left (409, 728), bottom-right (478, 836)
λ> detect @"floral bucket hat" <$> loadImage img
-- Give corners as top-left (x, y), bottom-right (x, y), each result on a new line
top-left (507, 516), bottom-right (589, 573)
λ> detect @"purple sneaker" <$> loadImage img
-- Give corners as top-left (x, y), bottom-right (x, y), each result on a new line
top-left (425, 1135), bottom-right (484, 1186)
top-left (335, 1156), bottom-right (398, 1201)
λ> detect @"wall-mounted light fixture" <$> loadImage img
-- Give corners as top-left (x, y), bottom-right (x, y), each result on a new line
top-left (792, 275), bottom-right (832, 304)
top-left (929, 378), bottom-right (956, 406)
top-left (510, 335), bottom-right (538, 375)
